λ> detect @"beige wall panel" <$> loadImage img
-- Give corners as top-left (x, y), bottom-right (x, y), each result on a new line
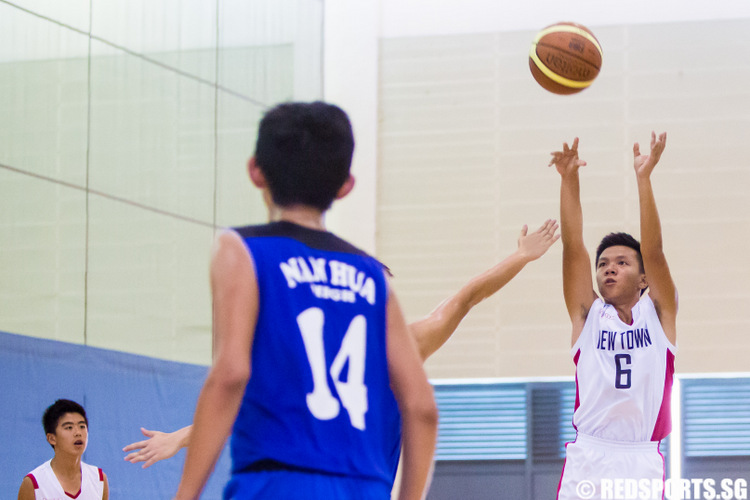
top-left (90, 0), bottom-right (217, 59)
top-left (88, 43), bottom-right (217, 224)
top-left (219, 46), bottom-right (295, 105)
top-left (213, 95), bottom-right (272, 228)
top-left (0, 171), bottom-right (86, 343)
top-left (8, 1), bottom-right (91, 34)
top-left (214, 46), bottom-right (294, 228)
top-left (214, 123), bottom-right (267, 228)
top-left (86, 195), bottom-right (214, 363)
top-left (0, 2), bottom-right (91, 62)
top-left (0, 9), bottom-right (89, 183)
top-left (0, 8), bottom-right (90, 344)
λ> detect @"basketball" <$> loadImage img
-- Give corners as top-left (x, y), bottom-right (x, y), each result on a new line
top-left (529, 22), bottom-right (602, 95)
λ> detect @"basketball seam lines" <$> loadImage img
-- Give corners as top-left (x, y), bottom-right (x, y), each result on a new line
top-left (535, 42), bottom-right (602, 71)
top-left (529, 46), bottom-right (597, 89)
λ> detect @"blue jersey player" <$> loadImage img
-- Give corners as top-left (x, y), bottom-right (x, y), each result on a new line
top-left (127, 226), bottom-right (562, 480)
top-left (174, 102), bottom-right (438, 500)
top-left (126, 221), bottom-right (561, 486)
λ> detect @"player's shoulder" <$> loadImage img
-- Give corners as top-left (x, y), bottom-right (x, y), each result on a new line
top-left (636, 294), bottom-right (658, 314)
top-left (211, 229), bottom-right (253, 265)
top-left (18, 474), bottom-right (37, 500)
top-left (585, 297), bottom-right (605, 317)
top-left (81, 461), bottom-right (104, 477)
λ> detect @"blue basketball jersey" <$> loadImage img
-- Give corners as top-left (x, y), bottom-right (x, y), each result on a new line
top-left (230, 221), bottom-right (401, 489)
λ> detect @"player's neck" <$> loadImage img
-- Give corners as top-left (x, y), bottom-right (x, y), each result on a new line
top-left (608, 297), bottom-right (640, 325)
top-left (269, 204), bottom-right (326, 231)
top-left (50, 454), bottom-right (82, 478)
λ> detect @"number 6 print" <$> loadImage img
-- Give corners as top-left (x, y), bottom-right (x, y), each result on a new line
top-left (297, 307), bottom-right (369, 430)
top-left (614, 354), bottom-right (632, 389)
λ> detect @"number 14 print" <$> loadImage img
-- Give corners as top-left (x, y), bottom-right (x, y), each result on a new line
top-left (297, 307), bottom-right (369, 430)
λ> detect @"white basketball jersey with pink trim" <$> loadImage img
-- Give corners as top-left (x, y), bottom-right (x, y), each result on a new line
top-left (571, 295), bottom-right (676, 442)
top-left (26, 459), bottom-right (104, 500)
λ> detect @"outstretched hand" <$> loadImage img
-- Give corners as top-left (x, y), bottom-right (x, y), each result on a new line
top-left (549, 137), bottom-right (587, 176)
top-left (518, 219), bottom-right (560, 261)
top-left (123, 427), bottom-right (183, 469)
top-left (633, 131), bottom-right (667, 178)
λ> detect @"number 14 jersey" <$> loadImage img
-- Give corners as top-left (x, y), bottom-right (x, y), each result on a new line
top-left (230, 221), bottom-right (400, 488)
top-left (571, 295), bottom-right (676, 442)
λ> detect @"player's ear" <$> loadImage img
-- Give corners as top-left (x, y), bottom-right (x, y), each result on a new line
top-left (639, 274), bottom-right (648, 291)
top-left (46, 433), bottom-right (56, 447)
top-left (335, 175), bottom-right (355, 200)
top-left (248, 157), bottom-right (267, 188)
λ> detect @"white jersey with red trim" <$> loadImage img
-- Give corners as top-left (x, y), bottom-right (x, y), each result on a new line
top-left (571, 295), bottom-right (676, 442)
top-left (25, 459), bottom-right (104, 500)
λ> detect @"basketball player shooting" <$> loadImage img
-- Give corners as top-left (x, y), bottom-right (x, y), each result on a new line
top-left (550, 132), bottom-right (677, 500)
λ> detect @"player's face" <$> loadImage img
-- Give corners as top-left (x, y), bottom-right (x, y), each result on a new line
top-left (48, 412), bottom-right (88, 456)
top-left (596, 245), bottom-right (646, 304)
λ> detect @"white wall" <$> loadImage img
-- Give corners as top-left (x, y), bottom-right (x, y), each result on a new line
top-left (323, 0), bottom-right (750, 251)
top-left (322, 0), bottom-right (380, 253)
top-left (380, 0), bottom-right (750, 36)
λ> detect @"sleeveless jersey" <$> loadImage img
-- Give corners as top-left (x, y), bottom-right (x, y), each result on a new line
top-left (230, 221), bottom-right (401, 488)
top-left (25, 460), bottom-right (104, 500)
top-left (571, 295), bottom-right (676, 442)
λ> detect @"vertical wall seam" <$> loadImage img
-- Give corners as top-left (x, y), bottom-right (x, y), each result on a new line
top-left (83, 0), bottom-right (94, 346)
top-left (213, 0), bottom-right (220, 231)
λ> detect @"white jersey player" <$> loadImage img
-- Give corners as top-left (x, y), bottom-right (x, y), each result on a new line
top-left (18, 399), bottom-right (109, 500)
top-left (24, 460), bottom-right (105, 500)
top-left (550, 133), bottom-right (678, 500)
top-left (572, 295), bottom-right (675, 442)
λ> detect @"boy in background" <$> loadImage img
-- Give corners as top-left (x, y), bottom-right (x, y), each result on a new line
top-left (18, 399), bottom-right (109, 500)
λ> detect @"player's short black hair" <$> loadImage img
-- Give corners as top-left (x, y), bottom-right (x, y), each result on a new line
top-left (43, 399), bottom-right (88, 446)
top-left (595, 232), bottom-right (644, 273)
top-left (254, 101), bottom-right (355, 211)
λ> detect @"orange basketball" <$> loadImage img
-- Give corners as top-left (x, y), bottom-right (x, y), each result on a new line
top-left (529, 22), bottom-right (602, 95)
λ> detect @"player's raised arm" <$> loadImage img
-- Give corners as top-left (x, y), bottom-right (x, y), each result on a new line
top-left (409, 220), bottom-right (559, 360)
top-left (175, 230), bottom-right (258, 500)
top-left (549, 138), bottom-right (596, 344)
top-left (386, 286), bottom-right (438, 500)
top-left (634, 132), bottom-right (677, 345)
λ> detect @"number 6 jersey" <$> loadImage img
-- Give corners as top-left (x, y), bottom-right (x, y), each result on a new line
top-left (229, 221), bottom-right (400, 487)
top-left (571, 295), bottom-right (677, 442)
